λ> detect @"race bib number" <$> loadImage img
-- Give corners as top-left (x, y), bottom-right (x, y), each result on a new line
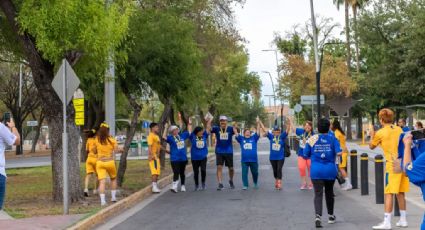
top-left (196, 140), bottom-right (205, 149)
top-left (177, 141), bottom-right (185, 150)
top-left (220, 133), bottom-right (229, 140)
top-left (272, 143), bottom-right (281, 151)
top-left (299, 141), bottom-right (306, 149)
top-left (243, 143), bottom-right (253, 150)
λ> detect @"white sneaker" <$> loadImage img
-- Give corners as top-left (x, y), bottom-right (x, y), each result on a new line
top-left (395, 220), bottom-right (408, 228)
top-left (101, 201), bottom-right (107, 206)
top-left (372, 222), bottom-right (392, 230)
top-left (342, 183), bottom-right (353, 191)
top-left (171, 182), bottom-right (178, 193)
top-left (181, 185), bottom-right (186, 192)
top-left (152, 184), bottom-right (161, 193)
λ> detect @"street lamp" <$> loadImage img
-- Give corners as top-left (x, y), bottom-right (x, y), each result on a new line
top-left (309, 0), bottom-right (321, 126)
top-left (262, 71), bottom-right (277, 125)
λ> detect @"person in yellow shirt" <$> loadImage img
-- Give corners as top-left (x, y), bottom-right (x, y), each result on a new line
top-left (370, 108), bottom-right (409, 229)
top-left (84, 129), bottom-right (98, 197)
top-left (148, 123), bottom-right (162, 193)
top-left (331, 119), bottom-right (352, 191)
top-left (94, 122), bottom-right (122, 206)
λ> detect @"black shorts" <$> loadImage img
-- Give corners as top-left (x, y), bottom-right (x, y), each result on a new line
top-left (216, 154), bottom-right (234, 168)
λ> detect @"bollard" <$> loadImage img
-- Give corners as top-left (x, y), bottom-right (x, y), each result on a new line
top-left (375, 155), bottom-right (384, 204)
top-left (360, 153), bottom-right (369, 195)
top-left (350, 150), bottom-right (358, 189)
top-left (394, 196), bottom-right (400, 216)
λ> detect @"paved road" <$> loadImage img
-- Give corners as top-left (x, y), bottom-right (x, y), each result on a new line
top-left (5, 156), bottom-right (51, 169)
top-left (98, 138), bottom-right (422, 230)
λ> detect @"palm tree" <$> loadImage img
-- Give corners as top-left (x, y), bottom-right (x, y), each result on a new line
top-left (333, 0), bottom-right (351, 74)
top-left (351, 0), bottom-right (369, 73)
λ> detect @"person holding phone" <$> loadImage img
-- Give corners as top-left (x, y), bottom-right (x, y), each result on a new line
top-left (296, 121), bottom-right (314, 190)
top-left (0, 115), bottom-right (20, 210)
top-left (370, 109), bottom-right (409, 229)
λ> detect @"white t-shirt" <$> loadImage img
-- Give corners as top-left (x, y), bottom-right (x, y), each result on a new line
top-left (0, 123), bottom-right (17, 177)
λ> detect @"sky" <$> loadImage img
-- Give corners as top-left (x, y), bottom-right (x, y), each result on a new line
top-left (233, 0), bottom-right (345, 106)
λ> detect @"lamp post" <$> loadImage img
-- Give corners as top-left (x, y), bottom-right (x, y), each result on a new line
top-left (309, 0), bottom-right (321, 125)
top-left (265, 94), bottom-right (277, 127)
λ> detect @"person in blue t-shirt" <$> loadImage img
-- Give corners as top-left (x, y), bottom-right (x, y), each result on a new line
top-left (165, 122), bottom-right (190, 193)
top-left (211, 115), bottom-right (235, 190)
top-left (259, 117), bottom-right (291, 190)
top-left (303, 119), bottom-right (342, 228)
top-left (296, 121), bottom-right (314, 190)
top-left (398, 133), bottom-right (425, 230)
top-left (398, 118), bottom-right (410, 132)
top-left (188, 117), bottom-right (212, 191)
top-left (235, 120), bottom-right (261, 190)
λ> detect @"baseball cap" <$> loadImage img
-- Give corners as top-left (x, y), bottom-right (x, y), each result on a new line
top-left (168, 125), bottom-right (179, 133)
top-left (273, 126), bottom-right (281, 131)
top-left (219, 115), bottom-right (228, 121)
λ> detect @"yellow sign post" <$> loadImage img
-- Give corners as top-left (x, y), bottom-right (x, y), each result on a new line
top-left (73, 97), bottom-right (84, 126)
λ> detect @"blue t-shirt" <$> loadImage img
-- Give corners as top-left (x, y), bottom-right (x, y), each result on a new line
top-left (236, 133), bottom-right (260, 163)
top-left (405, 153), bottom-right (425, 201)
top-left (402, 126), bottom-right (410, 132)
top-left (189, 131), bottom-right (209, 160)
top-left (266, 132), bottom-right (288, 160)
top-left (211, 126), bottom-right (234, 154)
top-left (303, 134), bottom-right (342, 180)
top-left (166, 131), bottom-right (189, 162)
top-left (296, 128), bottom-right (313, 156)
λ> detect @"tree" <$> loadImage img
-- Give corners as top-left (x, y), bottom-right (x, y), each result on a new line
top-left (0, 0), bottom-right (131, 202)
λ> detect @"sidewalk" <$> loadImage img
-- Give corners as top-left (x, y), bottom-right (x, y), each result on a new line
top-left (0, 214), bottom-right (83, 230)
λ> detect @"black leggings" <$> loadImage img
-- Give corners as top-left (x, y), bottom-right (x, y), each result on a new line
top-left (171, 161), bottom-right (188, 185)
top-left (270, 159), bottom-right (285, 179)
top-left (192, 158), bottom-right (207, 186)
top-left (312, 179), bottom-right (335, 216)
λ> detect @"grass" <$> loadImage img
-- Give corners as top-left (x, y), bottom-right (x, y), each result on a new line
top-left (4, 159), bottom-right (172, 219)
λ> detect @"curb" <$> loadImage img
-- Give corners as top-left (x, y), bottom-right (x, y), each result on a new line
top-left (68, 154), bottom-right (215, 230)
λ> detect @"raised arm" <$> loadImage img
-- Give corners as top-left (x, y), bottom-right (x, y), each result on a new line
top-left (285, 117), bottom-right (291, 134)
top-left (162, 122), bottom-right (169, 140)
top-left (233, 125), bottom-right (239, 136)
top-left (206, 118), bottom-right (212, 134)
top-left (187, 117), bottom-right (193, 133)
top-left (256, 116), bottom-right (261, 136)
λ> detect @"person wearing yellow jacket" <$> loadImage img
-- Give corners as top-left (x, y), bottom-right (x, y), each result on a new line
top-left (84, 129), bottom-right (98, 197)
top-left (94, 123), bottom-right (123, 206)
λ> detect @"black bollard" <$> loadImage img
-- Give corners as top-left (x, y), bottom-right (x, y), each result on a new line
top-left (394, 195), bottom-right (400, 216)
top-left (360, 153), bottom-right (369, 195)
top-left (350, 150), bottom-right (358, 189)
top-left (375, 155), bottom-right (384, 204)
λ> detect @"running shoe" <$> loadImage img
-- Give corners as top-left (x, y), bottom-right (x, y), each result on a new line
top-left (254, 183), bottom-right (259, 189)
top-left (201, 183), bottom-right (206, 190)
top-left (242, 186), bottom-right (248, 190)
top-left (300, 183), bottom-right (307, 190)
top-left (342, 183), bottom-right (353, 191)
top-left (229, 180), bottom-right (235, 189)
top-left (181, 185), bottom-right (186, 192)
top-left (395, 220), bottom-right (408, 228)
top-left (308, 184), bottom-right (313, 190)
top-left (372, 221), bottom-right (391, 229)
top-left (217, 183), bottom-right (224, 191)
top-left (328, 215), bottom-right (336, 224)
top-left (152, 185), bottom-right (161, 193)
top-left (277, 180), bottom-right (282, 190)
top-left (171, 181), bottom-right (179, 193)
top-left (315, 215), bottom-right (322, 228)
top-left (275, 180), bottom-right (278, 189)
top-left (84, 191), bottom-right (89, 197)
top-left (194, 185), bottom-right (199, 191)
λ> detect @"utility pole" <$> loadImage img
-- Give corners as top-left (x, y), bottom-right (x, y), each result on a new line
top-left (105, 0), bottom-right (115, 136)
top-left (309, 0), bottom-right (321, 125)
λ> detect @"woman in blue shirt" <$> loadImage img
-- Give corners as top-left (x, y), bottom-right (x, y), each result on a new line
top-left (188, 118), bottom-right (212, 191)
top-left (303, 119), bottom-right (342, 228)
top-left (235, 120), bottom-right (261, 190)
top-left (165, 124), bottom-right (190, 193)
top-left (296, 121), bottom-right (314, 190)
top-left (259, 118), bottom-right (291, 190)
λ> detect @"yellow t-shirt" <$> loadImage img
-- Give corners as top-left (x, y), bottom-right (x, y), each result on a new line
top-left (95, 137), bottom-right (117, 159)
top-left (371, 124), bottom-right (403, 173)
top-left (147, 132), bottom-right (161, 159)
top-left (86, 137), bottom-right (97, 158)
top-left (334, 130), bottom-right (347, 152)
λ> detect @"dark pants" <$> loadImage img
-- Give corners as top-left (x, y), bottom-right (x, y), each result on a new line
top-left (171, 161), bottom-right (188, 185)
top-left (0, 174), bottom-right (6, 210)
top-left (312, 179), bottom-right (335, 216)
top-left (242, 162), bottom-right (259, 187)
top-left (192, 158), bottom-right (207, 186)
top-left (270, 159), bottom-right (285, 179)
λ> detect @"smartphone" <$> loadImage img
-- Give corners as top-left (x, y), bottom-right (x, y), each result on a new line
top-left (411, 129), bottom-right (425, 141)
top-left (3, 112), bottom-right (11, 127)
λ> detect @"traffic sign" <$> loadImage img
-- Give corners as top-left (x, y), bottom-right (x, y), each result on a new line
top-left (27, 120), bottom-right (38, 127)
top-left (52, 60), bottom-right (80, 105)
top-left (288, 109), bottom-right (295, 116)
top-left (294, 104), bottom-right (303, 113)
top-left (301, 95), bottom-right (325, 105)
top-left (142, 121), bottom-right (150, 129)
top-left (73, 97), bottom-right (84, 126)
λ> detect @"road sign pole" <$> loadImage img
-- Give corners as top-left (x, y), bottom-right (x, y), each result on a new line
top-left (62, 59), bottom-right (69, 215)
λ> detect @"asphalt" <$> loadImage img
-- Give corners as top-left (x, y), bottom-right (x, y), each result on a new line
top-left (98, 138), bottom-right (423, 230)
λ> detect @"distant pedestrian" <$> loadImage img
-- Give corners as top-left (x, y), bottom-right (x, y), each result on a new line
top-left (303, 118), bottom-right (341, 228)
top-left (259, 118), bottom-right (291, 190)
top-left (296, 121), bottom-right (314, 190)
top-left (211, 115), bottom-right (235, 190)
top-left (94, 122), bottom-right (122, 206)
top-left (415, 121), bottom-right (423, 130)
top-left (330, 119), bottom-right (352, 191)
top-left (147, 123), bottom-right (162, 194)
top-left (398, 118), bottom-right (410, 132)
top-left (84, 129), bottom-right (98, 197)
top-left (189, 117), bottom-right (212, 191)
top-left (235, 118), bottom-right (261, 190)
top-left (0, 117), bottom-right (20, 210)
top-left (370, 109), bottom-right (409, 229)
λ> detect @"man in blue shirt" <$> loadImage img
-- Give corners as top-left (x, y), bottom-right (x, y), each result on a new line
top-left (235, 120), bottom-right (261, 190)
top-left (398, 118), bottom-right (410, 132)
top-left (398, 134), bottom-right (425, 230)
top-left (304, 119), bottom-right (342, 228)
top-left (211, 115), bottom-right (235, 190)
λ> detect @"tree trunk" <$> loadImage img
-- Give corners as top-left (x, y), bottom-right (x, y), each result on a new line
top-left (370, 112), bottom-right (375, 126)
top-left (357, 113), bottom-right (362, 139)
top-left (158, 98), bottom-right (172, 169)
top-left (0, 0), bottom-right (82, 202)
top-left (117, 97), bottom-right (141, 187)
top-left (31, 111), bottom-right (45, 153)
top-left (15, 120), bottom-right (23, 155)
top-left (345, 1), bottom-right (353, 140)
top-left (353, 6), bottom-right (360, 73)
